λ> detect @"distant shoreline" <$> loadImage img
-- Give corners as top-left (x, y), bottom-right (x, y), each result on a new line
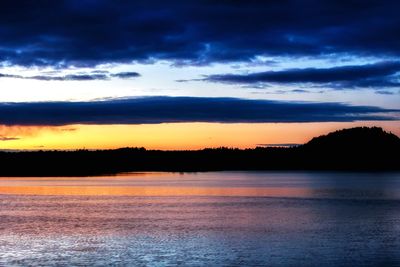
top-left (0, 127), bottom-right (399, 176)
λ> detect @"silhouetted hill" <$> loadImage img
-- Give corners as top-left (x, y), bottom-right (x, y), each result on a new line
top-left (298, 127), bottom-right (400, 170)
top-left (0, 127), bottom-right (398, 176)
top-left (304, 127), bottom-right (400, 152)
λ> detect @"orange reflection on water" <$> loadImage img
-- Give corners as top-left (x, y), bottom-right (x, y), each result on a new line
top-left (0, 185), bottom-right (311, 197)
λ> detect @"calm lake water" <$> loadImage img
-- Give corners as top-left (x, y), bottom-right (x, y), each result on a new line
top-left (1, 171), bottom-right (400, 266)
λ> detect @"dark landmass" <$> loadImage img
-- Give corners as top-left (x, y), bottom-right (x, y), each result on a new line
top-left (0, 127), bottom-right (399, 176)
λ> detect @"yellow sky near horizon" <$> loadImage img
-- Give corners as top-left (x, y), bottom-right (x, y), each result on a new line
top-left (0, 121), bottom-right (399, 150)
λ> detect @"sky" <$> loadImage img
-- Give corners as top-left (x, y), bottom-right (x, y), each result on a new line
top-left (0, 0), bottom-right (399, 150)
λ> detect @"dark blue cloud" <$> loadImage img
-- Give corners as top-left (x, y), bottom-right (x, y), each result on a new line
top-left (375, 91), bottom-right (396, 95)
top-left (0, 73), bottom-right (19, 79)
top-left (206, 62), bottom-right (400, 89)
top-left (110, 72), bottom-right (141, 79)
top-left (29, 74), bottom-right (109, 81)
top-left (0, 1), bottom-right (399, 67)
top-left (0, 97), bottom-right (397, 126)
top-left (0, 71), bottom-right (140, 81)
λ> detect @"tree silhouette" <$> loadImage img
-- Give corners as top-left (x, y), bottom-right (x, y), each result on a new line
top-left (0, 127), bottom-right (398, 176)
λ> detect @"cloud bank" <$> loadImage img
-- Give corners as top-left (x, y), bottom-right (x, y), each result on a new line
top-left (0, 71), bottom-right (140, 81)
top-left (206, 62), bottom-right (400, 89)
top-left (0, 1), bottom-right (399, 67)
top-left (0, 97), bottom-right (397, 126)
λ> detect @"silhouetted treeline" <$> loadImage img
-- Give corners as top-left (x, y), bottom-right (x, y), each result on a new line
top-left (0, 127), bottom-right (399, 176)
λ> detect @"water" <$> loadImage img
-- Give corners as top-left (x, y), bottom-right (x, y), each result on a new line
top-left (0, 172), bottom-right (400, 266)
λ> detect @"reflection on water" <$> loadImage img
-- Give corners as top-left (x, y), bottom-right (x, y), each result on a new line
top-left (0, 172), bottom-right (400, 266)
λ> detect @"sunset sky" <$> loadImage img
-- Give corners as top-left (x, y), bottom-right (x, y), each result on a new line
top-left (0, 1), bottom-right (399, 150)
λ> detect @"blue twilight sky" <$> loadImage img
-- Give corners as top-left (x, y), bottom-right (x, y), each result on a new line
top-left (0, 0), bottom-right (399, 126)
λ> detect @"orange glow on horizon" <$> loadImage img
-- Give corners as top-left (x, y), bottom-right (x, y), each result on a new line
top-left (0, 121), bottom-right (399, 150)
